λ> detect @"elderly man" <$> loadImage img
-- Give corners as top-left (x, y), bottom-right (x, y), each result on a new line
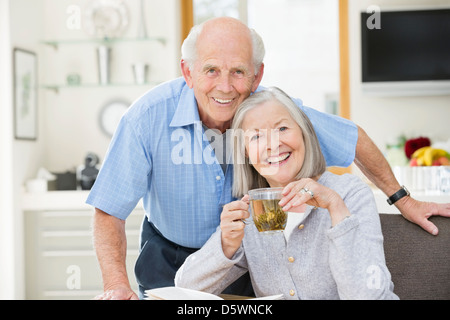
top-left (88, 17), bottom-right (450, 300)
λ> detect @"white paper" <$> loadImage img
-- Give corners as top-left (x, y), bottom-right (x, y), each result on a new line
top-left (145, 287), bottom-right (223, 300)
top-left (144, 286), bottom-right (284, 300)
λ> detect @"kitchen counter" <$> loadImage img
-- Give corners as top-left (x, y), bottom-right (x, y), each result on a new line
top-left (372, 188), bottom-right (450, 214)
top-left (21, 190), bottom-right (91, 211)
top-left (21, 190), bottom-right (144, 211)
top-left (21, 188), bottom-right (449, 214)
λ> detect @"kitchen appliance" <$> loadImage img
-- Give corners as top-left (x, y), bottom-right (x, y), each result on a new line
top-left (78, 152), bottom-right (100, 190)
top-left (361, 8), bottom-right (450, 96)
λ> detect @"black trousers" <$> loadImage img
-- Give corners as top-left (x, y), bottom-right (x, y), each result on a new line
top-left (134, 216), bottom-right (255, 299)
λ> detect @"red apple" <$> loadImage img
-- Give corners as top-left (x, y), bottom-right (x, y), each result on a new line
top-left (409, 158), bottom-right (418, 166)
top-left (437, 156), bottom-right (450, 166)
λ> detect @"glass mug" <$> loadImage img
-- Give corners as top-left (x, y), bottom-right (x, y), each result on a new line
top-left (248, 187), bottom-right (287, 233)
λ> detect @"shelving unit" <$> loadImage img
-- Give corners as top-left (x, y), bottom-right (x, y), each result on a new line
top-left (41, 81), bottom-right (160, 94)
top-left (41, 36), bottom-right (166, 50)
top-left (40, 36), bottom-right (166, 92)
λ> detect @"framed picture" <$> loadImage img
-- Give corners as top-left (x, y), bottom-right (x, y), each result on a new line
top-left (13, 48), bottom-right (37, 140)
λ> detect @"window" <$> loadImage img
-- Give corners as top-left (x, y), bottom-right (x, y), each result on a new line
top-left (193, 0), bottom-right (247, 24)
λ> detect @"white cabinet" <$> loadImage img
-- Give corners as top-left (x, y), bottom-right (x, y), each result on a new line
top-left (23, 191), bottom-right (143, 299)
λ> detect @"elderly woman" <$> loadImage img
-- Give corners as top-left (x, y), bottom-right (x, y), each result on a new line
top-left (175, 87), bottom-right (398, 300)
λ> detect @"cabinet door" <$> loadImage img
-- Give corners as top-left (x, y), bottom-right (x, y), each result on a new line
top-left (25, 208), bottom-right (143, 299)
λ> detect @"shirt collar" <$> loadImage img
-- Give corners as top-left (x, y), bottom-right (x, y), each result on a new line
top-left (169, 81), bottom-right (200, 127)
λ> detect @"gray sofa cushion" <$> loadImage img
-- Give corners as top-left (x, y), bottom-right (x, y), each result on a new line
top-left (380, 214), bottom-right (450, 300)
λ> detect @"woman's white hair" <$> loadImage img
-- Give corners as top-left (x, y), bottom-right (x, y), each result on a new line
top-left (231, 87), bottom-right (327, 198)
top-left (181, 19), bottom-right (265, 74)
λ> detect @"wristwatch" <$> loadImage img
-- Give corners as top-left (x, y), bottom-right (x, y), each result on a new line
top-left (387, 186), bottom-right (410, 205)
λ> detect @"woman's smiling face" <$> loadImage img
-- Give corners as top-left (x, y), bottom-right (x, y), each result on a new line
top-left (242, 101), bottom-right (305, 187)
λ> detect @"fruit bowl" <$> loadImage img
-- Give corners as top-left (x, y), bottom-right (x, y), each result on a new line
top-left (393, 165), bottom-right (450, 194)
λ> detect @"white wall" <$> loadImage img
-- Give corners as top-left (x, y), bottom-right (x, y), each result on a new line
top-left (0, 0), bottom-right (45, 299)
top-left (0, 0), bottom-right (15, 300)
top-left (349, 0), bottom-right (450, 155)
top-left (41, 0), bottom-right (181, 172)
top-left (10, 0), bottom-right (46, 186)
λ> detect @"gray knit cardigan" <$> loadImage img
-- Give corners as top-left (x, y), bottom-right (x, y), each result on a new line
top-left (175, 171), bottom-right (399, 300)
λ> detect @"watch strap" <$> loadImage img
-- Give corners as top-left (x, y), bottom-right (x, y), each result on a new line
top-left (387, 186), bottom-right (410, 205)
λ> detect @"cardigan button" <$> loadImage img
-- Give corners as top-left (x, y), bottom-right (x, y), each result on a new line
top-left (298, 224), bottom-right (304, 230)
top-left (288, 256), bottom-right (295, 263)
top-left (289, 289), bottom-right (295, 296)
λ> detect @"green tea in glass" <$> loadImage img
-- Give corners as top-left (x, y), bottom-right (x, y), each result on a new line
top-left (248, 187), bottom-right (287, 233)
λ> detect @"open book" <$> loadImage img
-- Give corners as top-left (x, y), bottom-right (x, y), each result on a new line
top-left (145, 286), bottom-right (283, 300)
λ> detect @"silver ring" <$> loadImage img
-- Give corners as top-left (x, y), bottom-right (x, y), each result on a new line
top-left (300, 188), bottom-right (314, 199)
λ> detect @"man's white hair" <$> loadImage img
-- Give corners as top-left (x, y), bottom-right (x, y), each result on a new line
top-left (181, 18), bottom-right (265, 75)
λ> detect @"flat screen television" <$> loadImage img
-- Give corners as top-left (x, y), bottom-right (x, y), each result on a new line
top-left (361, 8), bottom-right (450, 96)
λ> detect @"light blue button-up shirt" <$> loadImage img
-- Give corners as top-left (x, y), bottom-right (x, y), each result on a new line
top-left (86, 77), bottom-right (357, 248)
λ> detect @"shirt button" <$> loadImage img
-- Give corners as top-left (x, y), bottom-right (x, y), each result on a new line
top-left (298, 224), bottom-right (304, 230)
top-left (288, 256), bottom-right (295, 263)
top-left (289, 289), bottom-right (295, 296)
top-left (216, 175), bottom-right (221, 180)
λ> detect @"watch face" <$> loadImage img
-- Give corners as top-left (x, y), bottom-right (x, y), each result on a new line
top-left (99, 100), bottom-right (129, 137)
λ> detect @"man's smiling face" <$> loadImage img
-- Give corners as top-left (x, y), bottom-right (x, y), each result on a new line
top-left (181, 18), bottom-right (264, 133)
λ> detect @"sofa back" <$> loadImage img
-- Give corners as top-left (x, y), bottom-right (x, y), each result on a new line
top-left (379, 214), bottom-right (450, 300)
